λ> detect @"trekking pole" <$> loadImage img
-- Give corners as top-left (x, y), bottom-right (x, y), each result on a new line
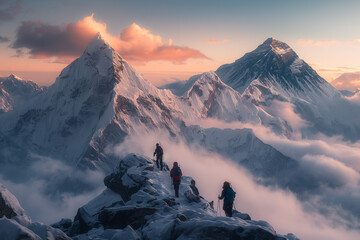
top-left (217, 199), bottom-right (221, 216)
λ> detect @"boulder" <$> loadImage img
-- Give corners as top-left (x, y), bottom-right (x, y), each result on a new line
top-left (110, 225), bottom-right (140, 240)
top-left (98, 206), bottom-right (157, 229)
top-left (233, 210), bottom-right (251, 220)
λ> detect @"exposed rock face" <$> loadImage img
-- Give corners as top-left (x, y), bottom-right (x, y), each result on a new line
top-left (98, 206), bottom-right (157, 229)
top-left (0, 191), bottom-right (20, 219)
top-left (59, 154), bottom-right (298, 240)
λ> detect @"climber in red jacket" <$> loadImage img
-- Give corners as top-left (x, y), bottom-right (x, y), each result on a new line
top-left (170, 162), bottom-right (182, 198)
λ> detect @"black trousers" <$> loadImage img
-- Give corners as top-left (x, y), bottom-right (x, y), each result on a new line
top-left (156, 156), bottom-right (163, 170)
top-left (223, 201), bottom-right (233, 217)
top-left (174, 183), bottom-right (180, 197)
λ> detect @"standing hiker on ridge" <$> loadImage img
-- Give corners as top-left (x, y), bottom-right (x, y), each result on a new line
top-left (170, 162), bottom-right (182, 198)
top-left (218, 181), bottom-right (236, 217)
top-left (153, 143), bottom-right (164, 170)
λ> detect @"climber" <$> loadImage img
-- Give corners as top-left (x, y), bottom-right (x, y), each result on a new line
top-left (170, 162), bottom-right (182, 197)
top-left (190, 179), bottom-right (199, 196)
top-left (153, 143), bottom-right (164, 170)
top-left (184, 179), bottom-right (201, 203)
top-left (218, 181), bottom-right (236, 217)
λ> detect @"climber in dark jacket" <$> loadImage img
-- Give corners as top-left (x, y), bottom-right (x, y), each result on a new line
top-left (170, 162), bottom-right (182, 197)
top-left (218, 181), bottom-right (236, 217)
top-left (190, 179), bottom-right (199, 196)
top-left (153, 143), bottom-right (164, 170)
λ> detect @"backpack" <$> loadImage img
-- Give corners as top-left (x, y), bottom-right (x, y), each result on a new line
top-left (225, 188), bottom-right (236, 202)
top-left (173, 166), bottom-right (181, 176)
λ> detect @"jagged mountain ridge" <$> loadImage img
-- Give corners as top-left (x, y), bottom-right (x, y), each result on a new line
top-left (214, 38), bottom-right (360, 140)
top-left (163, 38), bottom-right (360, 140)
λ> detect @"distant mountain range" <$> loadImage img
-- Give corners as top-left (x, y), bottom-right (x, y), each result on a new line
top-left (1, 34), bottom-right (360, 188)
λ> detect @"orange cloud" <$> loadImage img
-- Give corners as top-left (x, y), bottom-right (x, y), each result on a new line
top-left (112, 23), bottom-right (210, 63)
top-left (206, 39), bottom-right (220, 43)
top-left (12, 14), bottom-right (209, 64)
top-left (298, 39), bottom-right (339, 46)
top-left (205, 39), bottom-right (229, 44)
top-left (350, 39), bottom-right (360, 43)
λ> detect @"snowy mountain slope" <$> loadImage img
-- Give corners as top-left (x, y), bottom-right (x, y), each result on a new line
top-left (54, 154), bottom-right (298, 240)
top-left (0, 184), bottom-right (70, 240)
top-left (183, 72), bottom-right (244, 121)
top-left (181, 125), bottom-right (302, 188)
top-left (159, 73), bottom-right (201, 96)
top-left (0, 130), bottom-right (31, 171)
top-left (181, 72), bottom-right (295, 135)
top-left (0, 34), bottom-right (200, 171)
top-left (0, 74), bottom-right (44, 113)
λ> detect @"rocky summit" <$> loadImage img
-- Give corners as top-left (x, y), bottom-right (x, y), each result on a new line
top-left (50, 154), bottom-right (299, 240)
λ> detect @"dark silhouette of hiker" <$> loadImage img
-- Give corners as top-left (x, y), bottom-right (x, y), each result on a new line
top-left (218, 181), bottom-right (236, 217)
top-left (185, 179), bottom-right (201, 203)
top-left (170, 162), bottom-right (182, 197)
top-left (190, 179), bottom-right (199, 196)
top-left (153, 143), bottom-right (163, 170)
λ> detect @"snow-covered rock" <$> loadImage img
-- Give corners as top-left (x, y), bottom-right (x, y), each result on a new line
top-left (0, 184), bottom-right (70, 240)
top-left (61, 154), bottom-right (298, 240)
top-left (0, 74), bottom-right (44, 113)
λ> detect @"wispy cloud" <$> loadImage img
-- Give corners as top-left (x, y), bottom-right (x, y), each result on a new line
top-left (0, 0), bottom-right (21, 22)
top-left (205, 39), bottom-right (229, 44)
top-left (298, 39), bottom-right (339, 46)
top-left (350, 39), bottom-right (360, 43)
top-left (12, 14), bottom-right (210, 64)
top-left (0, 154), bottom-right (105, 224)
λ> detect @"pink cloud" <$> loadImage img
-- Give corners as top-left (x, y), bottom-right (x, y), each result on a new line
top-left (12, 14), bottom-right (209, 64)
top-left (114, 23), bottom-right (210, 63)
top-left (205, 39), bottom-right (220, 43)
top-left (205, 39), bottom-right (229, 44)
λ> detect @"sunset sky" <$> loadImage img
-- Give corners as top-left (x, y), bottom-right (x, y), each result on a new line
top-left (0, 0), bottom-right (360, 90)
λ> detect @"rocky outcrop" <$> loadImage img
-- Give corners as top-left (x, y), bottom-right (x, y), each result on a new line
top-left (0, 184), bottom-right (71, 240)
top-left (59, 154), bottom-right (299, 240)
top-left (0, 185), bottom-right (25, 219)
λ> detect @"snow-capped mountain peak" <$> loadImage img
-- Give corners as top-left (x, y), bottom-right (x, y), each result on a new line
top-left (6, 74), bottom-right (23, 82)
top-left (216, 37), bottom-right (338, 99)
top-left (0, 33), bottom-right (196, 170)
top-left (84, 32), bottom-right (109, 54)
top-left (259, 37), bottom-right (298, 65)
